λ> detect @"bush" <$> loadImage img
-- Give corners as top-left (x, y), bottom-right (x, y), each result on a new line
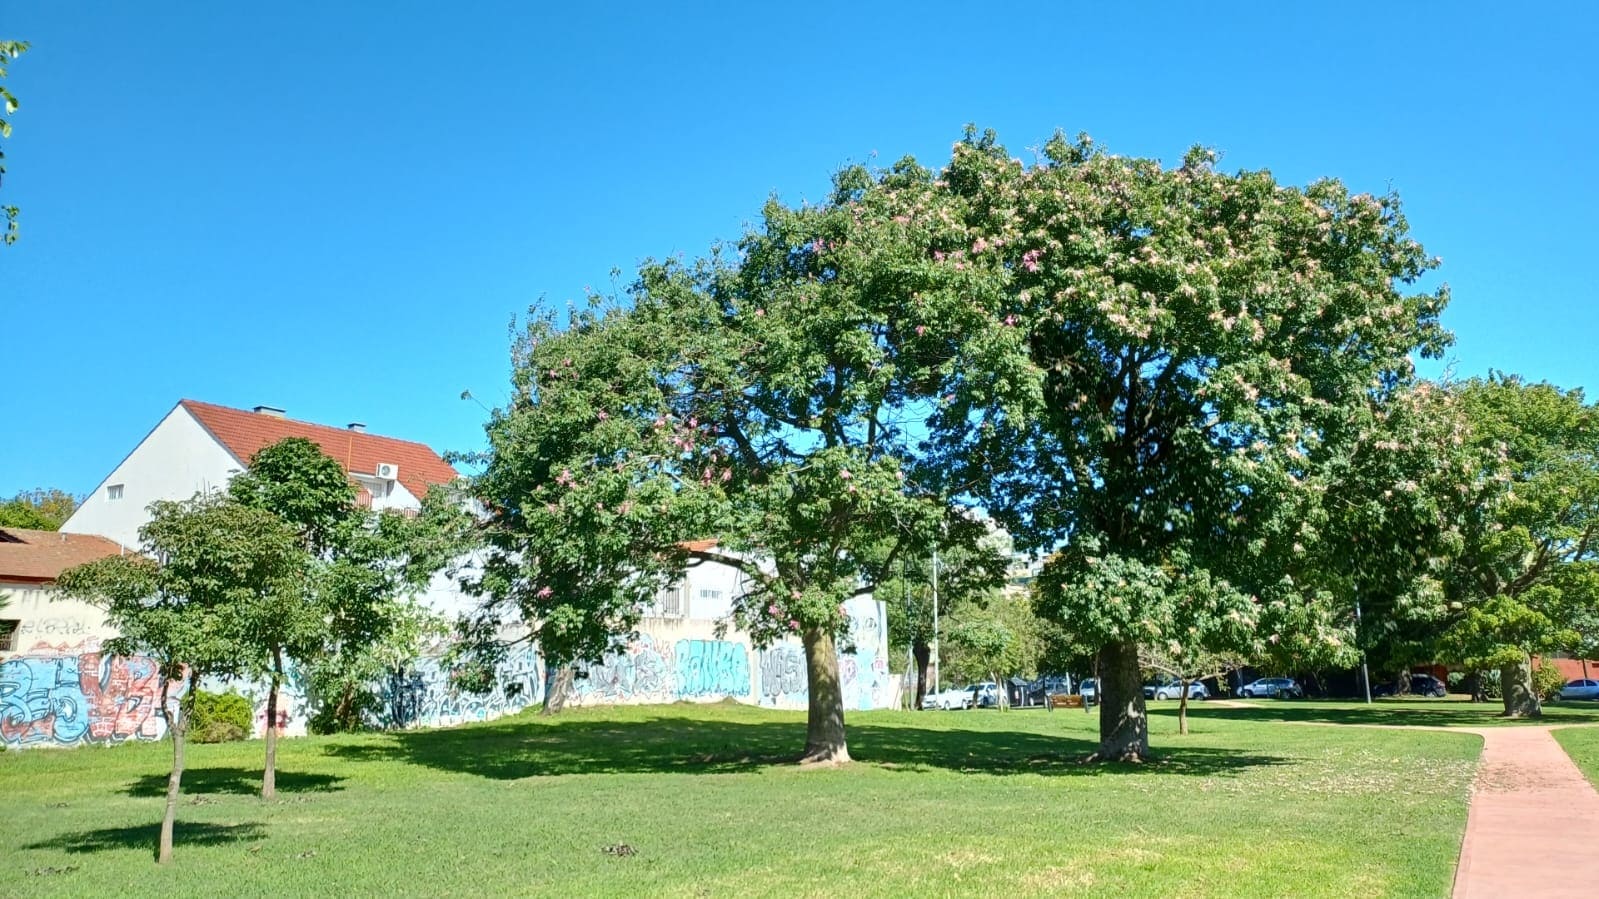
top-left (189, 689), bottom-right (253, 743)
top-left (1534, 661), bottom-right (1566, 702)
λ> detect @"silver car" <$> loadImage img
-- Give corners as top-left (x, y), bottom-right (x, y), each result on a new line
top-left (1239, 677), bottom-right (1304, 699)
top-left (1146, 679), bottom-right (1209, 701)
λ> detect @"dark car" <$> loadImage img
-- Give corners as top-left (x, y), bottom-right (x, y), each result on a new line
top-left (1372, 674), bottom-right (1448, 698)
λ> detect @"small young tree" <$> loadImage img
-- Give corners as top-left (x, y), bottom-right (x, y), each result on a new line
top-left (55, 496), bottom-right (301, 863)
top-left (230, 437), bottom-right (473, 792)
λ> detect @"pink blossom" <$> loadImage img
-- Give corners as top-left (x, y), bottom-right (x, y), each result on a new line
top-left (755, 308), bottom-right (766, 317)
top-left (1022, 249), bottom-right (1043, 273)
top-left (788, 619), bottom-right (800, 631)
top-left (972, 237), bottom-right (988, 253)
top-left (1003, 314), bottom-right (1017, 326)
top-left (839, 469), bottom-right (852, 480)
top-left (537, 586), bottom-right (553, 598)
top-left (915, 325), bottom-right (927, 336)
top-left (768, 604), bottom-right (780, 616)
top-left (597, 410), bottom-right (609, 421)
top-left (791, 589), bottom-right (802, 600)
top-left (556, 469), bottom-right (575, 487)
top-left (933, 250), bottom-right (945, 262)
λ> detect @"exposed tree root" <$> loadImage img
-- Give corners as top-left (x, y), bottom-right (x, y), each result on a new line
top-left (797, 747), bottom-right (852, 768)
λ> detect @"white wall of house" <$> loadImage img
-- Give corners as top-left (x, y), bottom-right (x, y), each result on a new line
top-left (60, 404), bottom-right (243, 550)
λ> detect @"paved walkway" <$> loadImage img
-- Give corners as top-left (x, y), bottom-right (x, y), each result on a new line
top-left (1204, 702), bottom-right (1599, 895)
top-left (1452, 725), bottom-right (1599, 899)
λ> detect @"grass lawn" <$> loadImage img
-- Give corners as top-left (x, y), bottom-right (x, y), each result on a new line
top-left (1553, 725), bottom-right (1599, 790)
top-left (1, 701), bottom-right (1484, 898)
top-left (1192, 697), bottom-right (1599, 729)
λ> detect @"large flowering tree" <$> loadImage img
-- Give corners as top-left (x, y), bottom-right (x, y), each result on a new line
top-left (1436, 375), bottom-right (1599, 717)
top-left (925, 130), bottom-right (1450, 759)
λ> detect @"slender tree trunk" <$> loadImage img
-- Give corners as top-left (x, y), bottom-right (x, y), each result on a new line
top-left (800, 625), bottom-right (849, 765)
top-left (1093, 640), bottom-right (1149, 761)
top-left (541, 664), bottom-right (574, 716)
top-left (1501, 655), bottom-right (1541, 718)
top-left (1463, 671), bottom-right (1483, 703)
top-left (263, 646), bottom-right (283, 800)
top-left (1178, 677), bottom-right (1190, 736)
top-left (912, 640), bottom-right (931, 711)
top-left (158, 681), bottom-right (187, 865)
top-left (1393, 667), bottom-right (1412, 697)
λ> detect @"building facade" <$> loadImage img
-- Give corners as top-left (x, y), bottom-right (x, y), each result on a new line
top-left (17, 399), bottom-right (893, 746)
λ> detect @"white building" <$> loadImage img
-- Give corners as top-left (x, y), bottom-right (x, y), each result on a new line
top-left (22, 399), bottom-right (893, 745)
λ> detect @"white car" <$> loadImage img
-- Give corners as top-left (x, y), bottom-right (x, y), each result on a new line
top-left (1559, 679), bottom-right (1599, 701)
top-left (1079, 678), bottom-right (1099, 704)
top-left (921, 686), bottom-right (974, 710)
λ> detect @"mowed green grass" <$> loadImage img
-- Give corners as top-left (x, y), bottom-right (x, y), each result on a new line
top-left (1, 701), bottom-right (1487, 898)
top-left (1193, 697), bottom-right (1599, 728)
top-left (1553, 724), bottom-right (1599, 789)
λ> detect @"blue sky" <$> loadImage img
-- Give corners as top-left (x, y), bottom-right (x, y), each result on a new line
top-left (2, 3), bottom-right (1595, 496)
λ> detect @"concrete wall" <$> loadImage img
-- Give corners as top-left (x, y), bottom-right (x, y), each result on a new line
top-left (1, 582), bottom-right (180, 748)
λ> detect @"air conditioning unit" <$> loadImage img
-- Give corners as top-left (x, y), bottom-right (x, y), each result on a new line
top-left (374, 462), bottom-right (400, 481)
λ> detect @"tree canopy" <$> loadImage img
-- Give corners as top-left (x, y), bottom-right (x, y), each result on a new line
top-left (918, 129), bottom-right (1449, 758)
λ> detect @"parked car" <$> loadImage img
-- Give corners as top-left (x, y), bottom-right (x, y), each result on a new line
top-left (1239, 677), bottom-right (1304, 699)
top-left (1079, 678), bottom-right (1099, 704)
top-left (1559, 679), bottom-right (1599, 701)
top-left (970, 682), bottom-right (1001, 708)
top-left (921, 685), bottom-right (974, 710)
top-left (1144, 677), bottom-right (1209, 701)
top-left (1372, 674), bottom-right (1448, 698)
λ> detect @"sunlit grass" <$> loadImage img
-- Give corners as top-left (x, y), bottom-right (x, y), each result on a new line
top-left (1, 701), bottom-right (1482, 897)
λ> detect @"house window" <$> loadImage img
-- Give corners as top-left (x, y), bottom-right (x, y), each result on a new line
top-left (107, 484), bottom-right (125, 500)
top-left (698, 589), bottom-right (723, 601)
top-left (0, 619), bottom-right (18, 651)
top-left (659, 584), bottom-right (685, 616)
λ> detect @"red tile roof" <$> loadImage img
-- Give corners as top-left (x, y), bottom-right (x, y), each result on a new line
top-left (0, 528), bottom-right (128, 583)
top-left (179, 400), bottom-right (461, 501)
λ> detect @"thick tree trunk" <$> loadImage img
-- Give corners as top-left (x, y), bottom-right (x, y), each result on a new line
top-left (541, 664), bottom-right (574, 716)
top-left (1093, 640), bottom-right (1149, 761)
top-left (800, 626), bottom-right (850, 765)
top-left (1178, 678), bottom-right (1190, 736)
top-left (912, 640), bottom-right (931, 711)
top-left (158, 682), bottom-right (186, 864)
top-left (1501, 656), bottom-right (1541, 718)
top-left (262, 646), bottom-right (283, 799)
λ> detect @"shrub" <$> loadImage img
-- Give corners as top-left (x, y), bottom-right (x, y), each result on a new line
top-left (189, 689), bottom-right (253, 743)
top-left (1534, 661), bottom-right (1566, 702)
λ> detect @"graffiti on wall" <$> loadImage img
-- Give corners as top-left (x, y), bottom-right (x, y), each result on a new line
top-left (0, 643), bottom-right (182, 747)
top-left (576, 635), bottom-right (673, 702)
top-left (398, 643), bottom-right (544, 729)
top-left (758, 645), bottom-right (806, 706)
top-left (674, 639), bottom-right (750, 698)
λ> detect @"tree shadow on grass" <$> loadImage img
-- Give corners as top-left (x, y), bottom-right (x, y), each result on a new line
top-left (1159, 700), bottom-right (1599, 729)
top-left (122, 767), bottom-right (345, 798)
top-left (24, 822), bottom-right (265, 859)
top-left (324, 710), bottom-right (1286, 781)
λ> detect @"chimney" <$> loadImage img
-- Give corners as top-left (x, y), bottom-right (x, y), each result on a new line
top-left (253, 405), bottom-right (286, 418)
top-left (347, 422), bottom-right (366, 433)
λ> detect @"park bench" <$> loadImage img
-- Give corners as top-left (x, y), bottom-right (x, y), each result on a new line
top-left (1047, 693), bottom-right (1087, 711)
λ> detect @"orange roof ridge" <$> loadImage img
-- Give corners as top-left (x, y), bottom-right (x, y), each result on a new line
top-left (0, 528), bottom-right (127, 582)
top-left (178, 399), bottom-right (461, 501)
